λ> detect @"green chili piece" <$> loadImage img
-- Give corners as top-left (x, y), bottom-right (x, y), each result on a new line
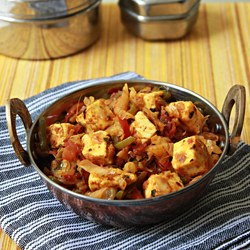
top-left (180, 176), bottom-right (188, 185)
top-left (114, 136), bottom-right (135, 150)
top-left (128, 103), bottom-right (137, 115)
top-left (162, 90), bottom-right (172, 100)
top-left (197, 107), bottom-right (204, 115)
top-left (49, 176), bottom-right (63, 185)
top-left (55, 148), bottom-right (63, 160)
top-left (38, 117), bottom-right (48, 151)
top-left (102, 93), bottom-right (110, 100)
top-left (154, 89), bottom-right (172, 100)
top-left (43, 167), bottom-right (50, 176)
top-left (135, 171), bottom-right (148, 187)
top-left (115, 190), bottom-right (125, 200)
top-left (153, 87), bottom-right (174, 101)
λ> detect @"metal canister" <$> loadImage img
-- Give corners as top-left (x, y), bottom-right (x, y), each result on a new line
top-left (118, 0), bottom-right (200, 40)
top-left (0, 0), bottom-right (102, 59)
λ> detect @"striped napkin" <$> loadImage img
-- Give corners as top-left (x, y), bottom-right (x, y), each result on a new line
top-left (0, 72), bottom-right (250, 250)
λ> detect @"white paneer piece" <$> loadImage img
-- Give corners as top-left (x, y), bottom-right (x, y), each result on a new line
top-left (76, 99), bottom-right (115, 132)
top-left (138, 91), bottom-right (165, 111)
top-left (88, 169), bottom-right (137, 191)
top-left (165, 101), bottom-right (205, 134)
top-left (130, 111), bottom-right (157, 143)
top-left (46, 123), bottom-right (76, 148)
top-left (172, 136), bottom-right (210, 181)
top-left (78, 160), bottom-right (138, 191)
top-left (82, 131), bottom-right (115, 165)
top-left (143, 171), bottom-right (184, 198)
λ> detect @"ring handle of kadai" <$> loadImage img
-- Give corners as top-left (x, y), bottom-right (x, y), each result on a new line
top-left (6, 98), bottom-right (32, 167)
top-left (221, 85), bottom-right (246, 156)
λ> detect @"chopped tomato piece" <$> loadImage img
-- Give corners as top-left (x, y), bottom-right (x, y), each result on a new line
top-left (118, 117), bottom-right (132, 139)
top-left (127, 187), bottom-right (143, 199)
top-left (62, 141), bottom-right (83, 162)
top-left (116, 157), bottom-right (124, 168)
top-left (160, 111), bottom-right (171, 124)
top-left (115, 146), bottom-right (130, 167)
top-left (74, 172), bottom-right (82, 179)
top-left (108, 87), bottom-right (121, 94)
top-left (74, 124), bottom-right (83, 134)
top-left (65, 102), bottom-right (85, 122)
top-left (133, 143), bottom-right (148, 155)
top-left (110, 92), bottom-right (118, 98)
top-left (63, 173), bottom-right (74, 182)
top-left (160, 111), bottom-right (176, 137)
top-left (156, 161), bottom-right (171, 171)
top-left (168, 121), bottom-right (176, 137)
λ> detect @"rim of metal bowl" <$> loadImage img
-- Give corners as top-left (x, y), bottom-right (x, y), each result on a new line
top-left (27, 79), bottom-right (229, 207)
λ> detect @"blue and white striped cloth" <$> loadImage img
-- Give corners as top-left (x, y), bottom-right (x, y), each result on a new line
top-left (0, 72), bottom-right (250, 250)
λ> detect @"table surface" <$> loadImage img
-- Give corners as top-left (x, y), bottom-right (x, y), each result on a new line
top-left (1, 2), bottom-right (250, 250)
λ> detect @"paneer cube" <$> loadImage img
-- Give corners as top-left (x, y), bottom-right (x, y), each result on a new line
top-left (88, 168), bottom-right (137, 191)
top-left (76, 99), bottom-right (115, 132)
top-left (165, 101), bottom-right (205, 134)
top-left (138, 91), bottom-right (165, 111)
top-left (82, 131), bottom-right (115, 166)
top-left (172, 136), bottom-right (210, 181)
top-left (46, 123), bottom-right (76, 148)
top-left (130, 111), bottom-right (157, 143)
top-left (143, 171), bottom-right (184, 198)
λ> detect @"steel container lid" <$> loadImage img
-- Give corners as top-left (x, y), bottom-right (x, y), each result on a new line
top-left (119, 1), bottom-right (199, 40)
top-left (0, 0), bottom-right (99, 20)
top-left (118, 0), bottom-right (200, 17)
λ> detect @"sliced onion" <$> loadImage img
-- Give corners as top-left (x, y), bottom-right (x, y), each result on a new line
top-left (85, 187), bottom-right (117, 200)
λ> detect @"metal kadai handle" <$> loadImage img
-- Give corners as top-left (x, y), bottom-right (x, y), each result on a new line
top-left (6, 98), bottom-right (32, 167)
top-left (221, 85), bottom-right (246, 156)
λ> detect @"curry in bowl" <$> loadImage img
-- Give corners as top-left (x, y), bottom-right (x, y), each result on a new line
top-left (38, 84), bottom-right (222, 200)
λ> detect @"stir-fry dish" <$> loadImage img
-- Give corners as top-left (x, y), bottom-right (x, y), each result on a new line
top-left (39, 84), bottom-right (222, 200)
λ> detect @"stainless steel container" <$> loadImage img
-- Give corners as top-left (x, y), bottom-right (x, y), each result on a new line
top-left (0, 0), bottom-right (102, 60)
top-left (118, 0), bottom-right (200, 40)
